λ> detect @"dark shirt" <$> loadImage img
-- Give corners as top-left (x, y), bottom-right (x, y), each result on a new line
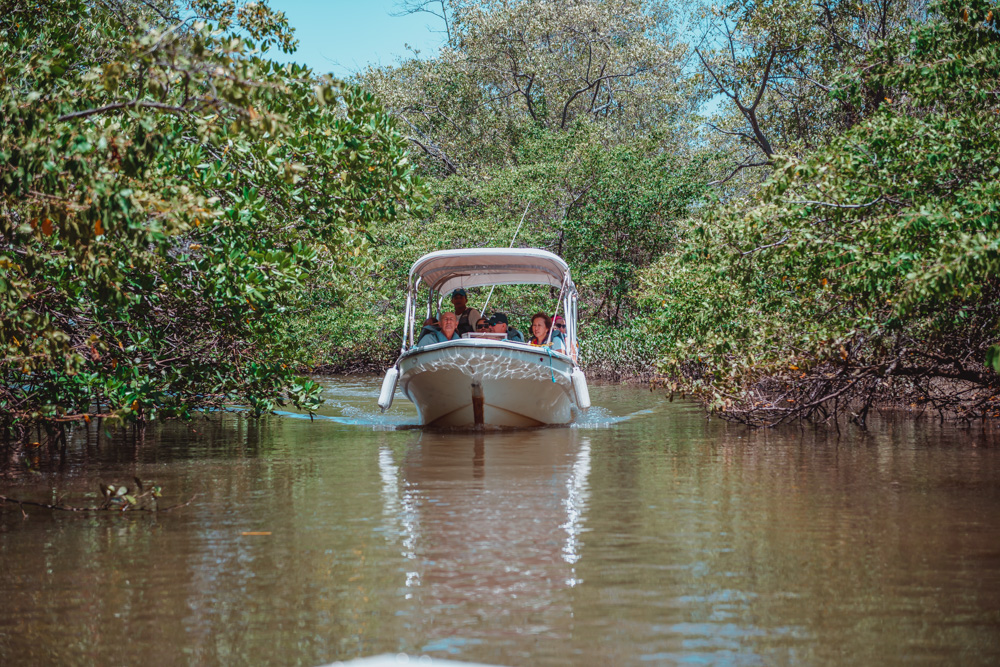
top-left (506, 328), bottom-right (525, 342)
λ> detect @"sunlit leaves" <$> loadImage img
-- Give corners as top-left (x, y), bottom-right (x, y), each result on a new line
top-left (0, 0), bottom-right (423, 429)
top-left (643, 0), bottom-right (1000, 420)
top-left (359, 0), bottom-right (694, 176)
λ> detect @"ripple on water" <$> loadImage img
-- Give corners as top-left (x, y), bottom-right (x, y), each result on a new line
top-left (276, 375), bottom-right (658, 430)
top-left (3, 376), bottom-right (999, 666)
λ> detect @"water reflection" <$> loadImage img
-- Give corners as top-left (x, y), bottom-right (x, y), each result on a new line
top-left (373, 429), bottom-right (592, 643)
top-left (561, 438), bottom-right (590, 578)
top-left (1, 379), bottom-right (999, 666)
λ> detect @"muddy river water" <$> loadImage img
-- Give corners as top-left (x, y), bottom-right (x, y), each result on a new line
top-left (2, 378), bottom-right (999, 665)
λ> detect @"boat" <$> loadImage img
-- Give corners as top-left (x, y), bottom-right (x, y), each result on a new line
top-left (377, 248), bottom-right (591, 428)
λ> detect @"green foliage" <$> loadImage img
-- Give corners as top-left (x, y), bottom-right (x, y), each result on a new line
top-left (99, 478), bottom-right (162, 511)
top-left (643, 0), bottom-right (1000, 419)
top-left (359, 0), bottom-right (696, 176)
top-left (468, 125), bottom-right (714, 322)
top-left (580, 320), bottom-right (660, 380)
top-left (560, 137), bottom-right (713, 323)
top-left (987, 345), bottom-right (1000, 375)
top-left (696, 0), bottom-right (925, 188)
top-left (0, 0), bottom-right (423, 431)
top-left (289, 122), bottom-right (714, 376)
top-left (287, 298), bottom-right (403, 373)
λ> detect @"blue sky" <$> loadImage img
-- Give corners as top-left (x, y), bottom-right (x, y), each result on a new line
top-left (267, 0), bottom-right (447, 77)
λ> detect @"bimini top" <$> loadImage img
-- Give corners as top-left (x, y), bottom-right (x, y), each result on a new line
top-left (409, 248), bottom-right (574, 293)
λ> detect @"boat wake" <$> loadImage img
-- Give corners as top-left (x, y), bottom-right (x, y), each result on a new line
top-left (265, 376), bottom-right (658, 430)
top-left (570, 405), bottom-right (654, 429)
top-left (273, 398), bottom-right (654, 431)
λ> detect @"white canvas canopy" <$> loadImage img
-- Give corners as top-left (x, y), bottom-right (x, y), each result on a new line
top-left (408, 248), bottom-right (573, 293)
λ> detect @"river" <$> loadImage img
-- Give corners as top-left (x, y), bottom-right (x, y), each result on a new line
top-left (2, 377), bottom-right (999, 665)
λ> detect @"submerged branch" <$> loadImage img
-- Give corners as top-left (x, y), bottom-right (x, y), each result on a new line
top-left (0, 493), bottom-right (199, 513)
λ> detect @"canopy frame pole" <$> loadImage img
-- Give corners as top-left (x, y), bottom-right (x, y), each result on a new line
top-left (571, 291), bottom-right (580, 364)
top-left (402, 291), bottom-right (412, 353)
top-left (546, 275), bottom-right (570, 346)
top-left (408, 277), bottom-right (425, 349)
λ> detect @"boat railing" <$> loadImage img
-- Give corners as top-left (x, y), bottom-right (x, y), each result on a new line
top-left (462, 332), bottom-right (507, 340)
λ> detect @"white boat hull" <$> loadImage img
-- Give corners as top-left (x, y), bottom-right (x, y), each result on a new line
top-left (398, 340), bottom-right (577, 428)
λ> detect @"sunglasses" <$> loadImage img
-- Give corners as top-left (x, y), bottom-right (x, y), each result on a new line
top-left (476, 324), bottom-right (490, 330)
top-left (555, 323), bottom-right (566, 329)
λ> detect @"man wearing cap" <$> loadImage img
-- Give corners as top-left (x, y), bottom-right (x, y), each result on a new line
top-left (490, 313), bottom-right (525, 342)
top-left (451, 288), bottom-right (481, 335)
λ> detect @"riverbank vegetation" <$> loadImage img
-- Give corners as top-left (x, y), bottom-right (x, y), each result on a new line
top-left (1, 0), bottom-right (423, 438)
top-left (3, 0), bottom-right (998, 436)
top-left (643, 0), bottom-right (1000, 425)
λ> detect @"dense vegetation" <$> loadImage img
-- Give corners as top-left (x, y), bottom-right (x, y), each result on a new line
top-left (1, 0), bottom-right (422, 437)
top-left (3, 0), bottom-right (998, 435)
top-left (644, 0), bottom-right (1000, 425)
top-left (307, 0), bottom-right (714, 380)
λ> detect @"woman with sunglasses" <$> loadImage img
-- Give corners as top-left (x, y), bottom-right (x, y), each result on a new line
top-left (552, 315), bottom-right (575, 360)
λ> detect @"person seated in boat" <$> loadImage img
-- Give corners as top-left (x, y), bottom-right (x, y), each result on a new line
top-left (416, 312), bottom-right (460, 346)
top-left (528, 312), bottom-right (566, 352)
top-left (451, 288), bottom-right (481, 335)
top-left (552, 315), bottom-right (568, 343)
top-left (422, 316), bottom-right (439, 330)
top-left (489, 312), bottom-right (524, 342)
top-left (552, 314), bottom-right (576, 360)
top-left (474, 317), bottom-right (491, 334)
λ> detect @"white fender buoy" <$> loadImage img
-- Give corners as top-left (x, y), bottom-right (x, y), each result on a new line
top-left (377, 367), bottom-right (399, 412)
top-left (571, 368), bottom-right (591, 411)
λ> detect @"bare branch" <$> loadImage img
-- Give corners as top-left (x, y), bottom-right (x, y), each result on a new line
top-left (392, 0), bottom-right (452, 43)
top-left (705, 121), bottom-right (758, 144)
top-left (788, 195), bottom-right (885, 209)
top-left (57, 99), bottom-right (188, 121)
top-left (709, 156), bottom-right (772, 186)
top-left (410, 137), bottom-right (458, 174)
top-left (740, 232), bottom-right (791, 255)
top-left (561, 60), bottom-right (607, 129)
top-left (0, 493), bottom-right (198, 513)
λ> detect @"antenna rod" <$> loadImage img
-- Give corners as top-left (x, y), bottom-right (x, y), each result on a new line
top-left (481, 203), bottom-right (530, 315)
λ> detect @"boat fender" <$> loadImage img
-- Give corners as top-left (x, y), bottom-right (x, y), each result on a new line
top-left (378, 367), bottom-right (399, 412)
top-left (571, 368), bottom-right (591, 411)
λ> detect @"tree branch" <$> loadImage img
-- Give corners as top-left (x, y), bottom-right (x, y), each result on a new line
top-left (0, 493), bottom-right (199, 513)
top-left (57, 99), bottom-right (187, 122)
top-left (709, 156), bottom-right (772, 186)
top-left (788, 195), bottom-right (885, 209)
